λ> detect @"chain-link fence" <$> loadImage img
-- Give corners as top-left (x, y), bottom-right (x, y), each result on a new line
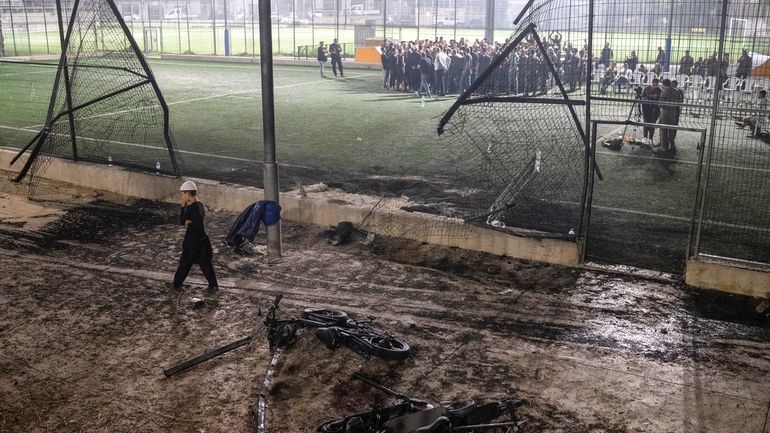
top-left (2, 0), bottom-right (770, 274)
top-left (0, 0), bottom-right (534, 57)
top-left (436, 0), bottom-right (770, 273)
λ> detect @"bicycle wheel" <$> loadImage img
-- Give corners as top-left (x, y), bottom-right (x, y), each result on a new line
top-left (303, 308), bottom-right (348, 326)
top-left (362, 335), bottom-right (410, 361)
top-left (317, 419), bottom-right (345, 433)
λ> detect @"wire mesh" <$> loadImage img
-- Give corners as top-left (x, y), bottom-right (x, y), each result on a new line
top-left (4, 0), bottom-right (180, 189)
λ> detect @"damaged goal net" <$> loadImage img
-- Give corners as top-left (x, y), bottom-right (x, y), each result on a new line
top-left (7, 0), bottom-right (180, 190)
top-left (436, 18), bottom-right (590, 238)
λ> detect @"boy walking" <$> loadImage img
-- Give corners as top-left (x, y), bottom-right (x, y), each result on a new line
top-left (173, 181), bottom-right (218, 291)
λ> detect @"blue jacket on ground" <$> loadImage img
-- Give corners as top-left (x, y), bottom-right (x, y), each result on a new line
top-left (226, 200), bottom-right (281, 247)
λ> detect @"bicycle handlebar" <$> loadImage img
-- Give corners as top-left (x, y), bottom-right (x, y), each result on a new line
top-left (352, 373), bottom-right (416, 402)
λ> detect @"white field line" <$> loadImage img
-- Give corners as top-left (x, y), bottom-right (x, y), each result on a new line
top-left (0, 69), bottom-right (54, 77)
top-left (3, 121), bottom-right (770, 234)
top-left (597, 150), bottom-right (770, 175)
top-left (150, 61), bottom-right (322, 71)
top-left (22, 72), bottom-right (378, 129)
top-left (550, 198), bottom-right (770, 234)
top-left (0, 125), bottom-right (319, 170)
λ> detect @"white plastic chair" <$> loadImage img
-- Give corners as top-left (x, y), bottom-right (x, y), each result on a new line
top-left (721, 77), bottom-right (741, 104)
top-left (702, 76), bottom-right (717, 101)
top-left (740, 78), bottom-right (758, 106)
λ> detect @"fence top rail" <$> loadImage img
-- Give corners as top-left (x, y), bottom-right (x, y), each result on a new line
top-left (590, 119), bottom-right (707, 133)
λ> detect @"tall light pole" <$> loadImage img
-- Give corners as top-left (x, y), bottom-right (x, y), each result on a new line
top-left (258, 0), bottom-right (282, 260)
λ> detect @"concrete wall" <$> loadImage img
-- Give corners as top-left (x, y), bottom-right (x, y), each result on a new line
top-left (0, 149), bottom-right (580, 267)
top-left (686, 258), bottom-right (770, 298)
top-left (5, 149), bottom-right (769, 297)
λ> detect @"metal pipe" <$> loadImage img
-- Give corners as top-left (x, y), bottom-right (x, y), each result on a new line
top-left (695, 0), bottom-right (731, 261)
top-left (56, 0), bottom-right (78, 161)
top-left (580, 0), bottom-right (594, 255)
top-left (258, 0), bottom-right (282, 259)
top-left (186, 1), bottom-right (191, 52)
top-left (484, 0), bottom-right (494, 42)
top-left (664, 0), bottom-right (674, 72)
top-left (689, 129), bottom-right (708, 259)
top-left (8, 0), bottom-right (17, 55)
top-left (21, 0), bottom-right (30, 55)
top-left (383, 0), bottom-right (386, 43)
top-left (42, 3), bottom-right (50, 54)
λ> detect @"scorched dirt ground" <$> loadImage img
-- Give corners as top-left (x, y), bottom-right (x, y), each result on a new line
top-left (0, 177), bottom-right (769, 433)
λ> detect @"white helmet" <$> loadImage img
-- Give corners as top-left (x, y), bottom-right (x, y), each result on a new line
top-left (180, 180), bottom-right (197, 192)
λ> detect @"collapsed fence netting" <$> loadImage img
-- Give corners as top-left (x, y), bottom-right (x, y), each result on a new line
top-left (434, 0), bottom-right (770, 269)
top-left (4, 0), bottom-right (180, 191)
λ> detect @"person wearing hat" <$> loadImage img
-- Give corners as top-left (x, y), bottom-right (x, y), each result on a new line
top-left (173, 180), bottom-right (218, 291)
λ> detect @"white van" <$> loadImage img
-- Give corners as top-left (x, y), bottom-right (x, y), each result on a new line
top-left (165, 7), bottom-right (188, 20)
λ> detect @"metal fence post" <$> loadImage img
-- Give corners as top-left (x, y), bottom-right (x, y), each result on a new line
top-left (176, 0), bottom-right (181, 53)
top-left (695, 0), bottom-right (731, 258)
top-left (185, 1), bottom-right (191, 53)
top-left (42, 4), bottom-right (50, 53)
top-left (212, 0), bottom-right (217, 54)
top-left (8, 0), bottom-right (18, 56)
top-left (21, 0), bottom-right (31, 54)
top-left (258, 0), bottom-right (282, 260)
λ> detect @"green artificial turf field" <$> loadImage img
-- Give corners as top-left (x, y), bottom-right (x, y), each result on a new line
top-left (1, 58), bottom-right (769, 271)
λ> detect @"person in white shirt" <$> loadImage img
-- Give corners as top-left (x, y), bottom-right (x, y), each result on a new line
top-left (434, 47), bottom-right (451, 96)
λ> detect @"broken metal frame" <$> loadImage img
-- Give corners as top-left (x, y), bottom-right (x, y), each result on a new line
top-left (10, 0), bottom-right (180, 183)
top-left (163, 294), bottom-right (410, 378)
top-left (437, 21), bottom-right (600, 244)
top-left (318, 374), bottom-right (527, 433)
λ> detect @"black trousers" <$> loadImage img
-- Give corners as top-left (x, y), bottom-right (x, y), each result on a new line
top-left (331, 56), bottom-right (343, 76)
top-left (642, 111), bottom-right (659, 139)
top-left (174, 237), bottom-right (218, 288)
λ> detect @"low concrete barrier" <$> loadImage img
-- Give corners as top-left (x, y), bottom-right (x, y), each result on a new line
top-left (5, 150), bottom-right (769, 296)
top-left (0, 149), bottom-right (579, 267)
top-left (686, 258), bottom-right (770, 298)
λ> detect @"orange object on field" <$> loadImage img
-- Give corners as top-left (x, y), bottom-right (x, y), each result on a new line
top-left (355, 47), bottom-right (382, 64)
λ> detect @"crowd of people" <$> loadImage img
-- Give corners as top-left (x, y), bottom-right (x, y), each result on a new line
top-left (377, 37), bottom-right (501, 97)
top-left (358, 32), bottom-right (765, 102)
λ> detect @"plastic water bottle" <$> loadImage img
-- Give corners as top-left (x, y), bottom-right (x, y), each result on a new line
top-left (568, 228), bottom-right (576, 236)
top-left (155, 161), bottom-right (160, 174)
top-left (107, 155), bottom-right (112, 166)
top-left (421, 95), bottom-right (425, 107)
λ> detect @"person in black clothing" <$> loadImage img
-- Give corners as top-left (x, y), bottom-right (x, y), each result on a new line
top-left (173, 181), bottom-right (218, 291)
top-left (563, 50), bottom-right (578, 92)
top-left (317, 41), bottom-right (328, 77)
top-left (679, 50), bottom-right (694, 75)
top-left (641, 78), bottom-right (662, 142)
top-left (477, 47), bottom-right (492, 75)
top-left (381, 46), bottom-right (390, 88)
top-left (736, 49), bottom-right (752, 80)
top-left (625, 50), bottom-right (638, 72)
top-left (655, 46), bottom-right (666, 66)
top-left (407, 47), bottom-right (422, 92)
top-left (330, 38), bottom-right (344, 77)
top-left (599, 42), bottom-right (613, 67)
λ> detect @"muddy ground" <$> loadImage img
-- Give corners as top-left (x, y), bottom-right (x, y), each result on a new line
top-left (0, 177), bottom-right (769, 433)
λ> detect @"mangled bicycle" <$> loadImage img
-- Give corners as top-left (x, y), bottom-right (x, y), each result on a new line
top-left (318, 374), bottom-right (527, 433)
top-left (164, 294), bottom-right (410, 377)
top-left (265, 294), bottom-right (410, 361)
